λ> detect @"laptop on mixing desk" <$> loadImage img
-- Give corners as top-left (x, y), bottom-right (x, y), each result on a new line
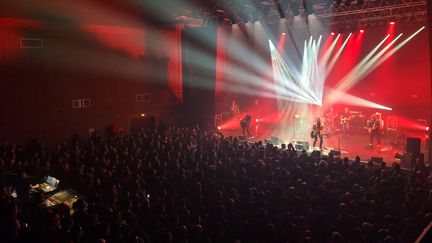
top-left (38, 176), bottom-right (60, 193)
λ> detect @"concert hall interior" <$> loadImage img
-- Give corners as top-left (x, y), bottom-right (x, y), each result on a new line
top-left (1, 0), bottom-right (432, 242)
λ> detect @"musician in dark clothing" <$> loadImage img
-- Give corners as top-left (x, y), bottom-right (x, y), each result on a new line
top-left (340, 107), bottom-right (351, 134)
top-left (312, 117), bottom-right (324, 150)
top-left (368, 117), bottom-right (381, 147)
top-left (240, 112), bottom-right (251, 138)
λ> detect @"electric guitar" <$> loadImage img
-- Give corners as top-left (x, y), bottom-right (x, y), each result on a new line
top-left (310, 130), bottom-right (319, 138)
top-left (367, 122), bottom-right (379, 133)
top-left (239, 115), bottom-right (250, 128)
top-left (310, 131), bottom-right (329, 138)
top-left (240, 119), bottom-right (247, 128)
top-left (340, 116), bottom-right (349, 125)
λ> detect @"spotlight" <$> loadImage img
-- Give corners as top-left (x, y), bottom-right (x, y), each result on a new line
top-left (360, 29), bottom-right (364, 33)
top-left (282, 32), bottom-right (286, 36)
top-left (217, 126), bottom-right (221, 131)
top-left (140, 113), bottom-right (146, 117)
top-left (256, 118), bottom-right (260, 123)
top-left (390, 22), bottom-right (395, 25)
top-left (426, 126), bottom-right (430, 131)
top-left (294, 114), bottom-right (299, 119)
top-left (331, 32), bottom-right (335, 36)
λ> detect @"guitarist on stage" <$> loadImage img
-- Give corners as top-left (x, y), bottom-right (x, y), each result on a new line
top-left (240, 112), bottom-right (251, 138)
top-left (340, 107), bottom-right (351, 134)
top-left (311, 117), bottom-right (324, 150)
top-left (368, 116), bottom-right (381, 148)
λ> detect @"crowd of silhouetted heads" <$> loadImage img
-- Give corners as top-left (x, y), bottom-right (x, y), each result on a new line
top-left (1, 125), bottom-right (431, 242)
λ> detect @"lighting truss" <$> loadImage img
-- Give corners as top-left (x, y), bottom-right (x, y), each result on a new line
top-left (314, 0), bottom-right (427, 28)
top-left (173, 0), bottom-right (427, 28)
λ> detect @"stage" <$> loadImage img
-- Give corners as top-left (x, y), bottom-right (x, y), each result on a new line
top-left (220, 128), bottom-right (410, 165)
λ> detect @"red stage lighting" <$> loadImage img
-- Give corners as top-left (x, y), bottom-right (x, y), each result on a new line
top-left (255, 118), bottom-right (259, 123)
top-left (426, 126), bottom-right (430, 131)
top-left (282, 32), bottom-right (286, 35)
top-left (217, 126), bottom-right (221, 131)
top-left (331, 32), bottom-right (335, 36)
top-left (359, 29), bottom-right (364, 33)
top-left (390, 22), bottom-right (395, 25)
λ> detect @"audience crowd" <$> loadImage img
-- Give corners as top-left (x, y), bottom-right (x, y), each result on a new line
top-left (1, 125), bottom-right (432, 243)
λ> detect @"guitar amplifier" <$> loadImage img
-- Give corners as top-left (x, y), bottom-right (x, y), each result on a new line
top-left (350, 116), bottom-right (367, 134)
top-left (371, 157), bottom-right (384, 163)
top-left (294, 141), bottom-right (310, 151)
top-left (350, 116), bottom-right (366, 128)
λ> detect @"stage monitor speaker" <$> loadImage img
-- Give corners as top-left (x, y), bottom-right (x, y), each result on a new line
top-left (294, 141), bottom-right (310, 151)
top-left (330, 149), bottom-right (341, 156)
top-left (130, 116), bottom-right (156, 134)
top-left (311, 150), bottom-right (321, 158)
top-left (371, 157), bottom-right (383, 163)
top-left (406, 137), bottom-right (421, 156)
top-left (270, 137), bottom-right (283, 145)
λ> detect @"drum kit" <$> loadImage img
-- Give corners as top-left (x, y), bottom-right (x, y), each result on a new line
top-left (323, 110), bottom-right (368, 134)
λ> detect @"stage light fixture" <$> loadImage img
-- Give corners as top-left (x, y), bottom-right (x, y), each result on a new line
top-left (217, 126), bottom-right (221, 131)
top-left (250, 9), bottom-right (260, 22)
top-left (331, 32), bottom-right (335, 36)
top-left (426, 126), bottom-right (430, 131)
top-left (390, 22), bottom-right (395, 25)
top-left (360, 29), bottom-right (364, 33)
top-left (274, 0), bottom-right (286, 18)
top-left (256, 118), bottom-right (260, 123)
top-left (303, 0), bottom-right (314, 15)
top-left (140, 113), bottom-right (146, 117)
top-left (290, 0), bottom-right (300, 16)
top-left (282, 32), bottom-right (286, 35)
top-left (239, 10), bottom-right (250, 23)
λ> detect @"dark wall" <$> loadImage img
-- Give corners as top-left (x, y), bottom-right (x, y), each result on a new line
top-left (0, 19), bottom-right (178, 144)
